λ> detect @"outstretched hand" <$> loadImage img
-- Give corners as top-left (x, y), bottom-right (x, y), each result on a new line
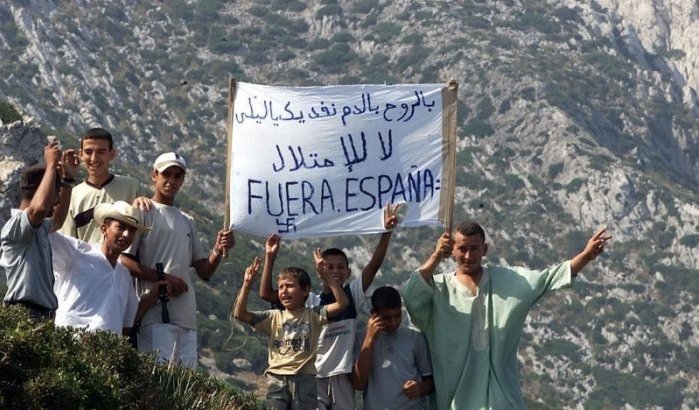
top-left (383, 202), bottom-right (401, 230)
top-left (582, 227), bottom-right (612, 260)
top-left (243, 256), bottom-right (260, 285)
top-left (314, 248), bottom-right (332, 284)
top-left (570, 226), bottom-right (612, 276)
top-left (61, 149), bottom-right (80, 180)
top-left (266, 233), bottom-right (281, 256)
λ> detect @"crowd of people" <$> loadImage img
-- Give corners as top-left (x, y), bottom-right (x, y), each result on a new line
top-left (1, 128), bottom-right (611, 409)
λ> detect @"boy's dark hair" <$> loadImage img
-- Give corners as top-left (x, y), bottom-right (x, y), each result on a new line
top-left (455, 221), bottom-right (486, 242)
top-left (371, 286), bottom-right (402, 311)
top-left (19, 165), bottom-right (60, 202)
top-left (278, 267), bottom-right (311, 289)
top-left (81, 127), bottom-right (113, 150)
top-left (321, 248), bottom-right (349, 267)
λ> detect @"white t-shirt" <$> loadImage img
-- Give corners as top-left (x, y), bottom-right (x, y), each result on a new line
top-left (126, 202), bottom-right (207, 329)
top-left (49, 232), bottom-right (138, 334)
top-left (315, 276), bottom-right (366, 377)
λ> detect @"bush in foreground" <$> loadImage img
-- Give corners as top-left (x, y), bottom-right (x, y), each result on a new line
top-left (0, 306), bottom-right (260, 409)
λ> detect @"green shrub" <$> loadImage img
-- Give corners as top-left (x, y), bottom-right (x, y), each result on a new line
top-left (374, 22), bottom-right (402, 42)
top-left (332, 32), bottom-right (354, 43)
top-left (276, 49), bottom-right (296, 61)
top-left (679, 234), bottom-right (699, 248)
top-left (0, 306), bottom-right (260, 409)
top-left (351, 0), bottom-right (378, 13)
top-left (0, 101), bottom-right (22, 123)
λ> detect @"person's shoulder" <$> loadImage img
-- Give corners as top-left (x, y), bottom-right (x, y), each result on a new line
top-left (160, 203), bottom-right (195, 222)
top-left (112, 174), bottom-right (139, 185)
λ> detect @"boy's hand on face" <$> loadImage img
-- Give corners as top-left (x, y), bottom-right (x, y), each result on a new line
top-left (383, 202), bottom-right (401, 230)
top-left (243, 256), bottom-right (260, 286)
top-left (265, 233), bottom-right (281, 256)
top-left (365, 313), bottom-right (386, 344)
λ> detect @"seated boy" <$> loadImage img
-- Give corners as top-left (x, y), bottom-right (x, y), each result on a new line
top-left (234, 255), bottom-right (349, 410)
top-left (352, 286), bottom-right (434, 410)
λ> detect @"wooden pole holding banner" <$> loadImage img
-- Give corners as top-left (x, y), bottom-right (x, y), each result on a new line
top-left (440, 79), bottom-right (458, 232)
top-left (223, 77), bottom-right (237, 258)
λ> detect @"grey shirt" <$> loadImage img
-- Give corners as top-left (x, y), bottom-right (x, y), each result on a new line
top-left (355, 325), bottom-right (433, 410)
top-left (1, 209), bottom-right (58, 310)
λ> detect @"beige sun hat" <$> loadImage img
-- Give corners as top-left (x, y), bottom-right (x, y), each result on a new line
top-left (94, 201), bottom-right (150, 231)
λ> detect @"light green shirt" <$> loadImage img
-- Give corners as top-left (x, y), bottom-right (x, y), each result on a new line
top-left (403, 262), bottom-right (573, 410)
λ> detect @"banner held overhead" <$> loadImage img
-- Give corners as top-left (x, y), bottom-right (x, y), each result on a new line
top-left (227, 82), bottom-right (457, 239)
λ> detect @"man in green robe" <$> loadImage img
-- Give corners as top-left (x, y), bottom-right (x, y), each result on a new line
top-left (403, 221), bottom-right (610, 409)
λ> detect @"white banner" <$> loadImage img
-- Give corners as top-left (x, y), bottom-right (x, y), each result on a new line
top-left (227, 82), bottom-right (454, 238)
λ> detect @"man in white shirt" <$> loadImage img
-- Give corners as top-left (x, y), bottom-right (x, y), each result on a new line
top-left (50, 201), bottom-right (150, 334)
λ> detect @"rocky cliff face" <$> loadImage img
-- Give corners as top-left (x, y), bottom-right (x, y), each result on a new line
top-left (0, 120), bottom-right (47, 221)
top-left (0, 0), bottom-right (697, 407)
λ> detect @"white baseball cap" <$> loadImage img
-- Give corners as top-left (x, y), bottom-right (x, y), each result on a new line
top-left (153, 152), bottom-right (187, 173)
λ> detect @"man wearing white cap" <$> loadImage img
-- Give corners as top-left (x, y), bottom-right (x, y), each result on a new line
top-left (121, 152), bottom-right (234, 369)
top-left (50, 201), bottom-right (154, 334)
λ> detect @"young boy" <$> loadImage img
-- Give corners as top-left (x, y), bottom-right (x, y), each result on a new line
top-left (352, 286), bottom-right (434, 410)
top-left (60, 128), bottom-right (142, 244)
top-left (259, 204), bottom-right (400, 410)
top-left (235, 255), bottom-right (349, 410)
top-left (50, 201), bottom-right (154, 334)
top-left (120, 152), bottom-right (234, 368)
top-left (1, 141), bottom-right (78, 320)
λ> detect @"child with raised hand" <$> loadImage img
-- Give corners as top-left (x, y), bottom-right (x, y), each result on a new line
top-left (259, 203), bottom-right (401, 410)
top-left (234, 253), bottom-right (349, 410)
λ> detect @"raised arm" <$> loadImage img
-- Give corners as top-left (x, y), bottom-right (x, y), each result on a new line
top-left (352, 314), bottom-right (384, 390)
top-left (50, 148), bottom-right (80, 232)
top-left (570, 227), bottom-right (611, 277)
top-left (361, 203), bottom-right (400, 292)
top-left (315, 249), bottom-right (348, 317)
top-left (194, 229), bottom-right (235, 280)
top-left (259, 233), bottom-right (281, 304)
top-left (26, 142), bottom-right (61, 227)
top-left (417, 230), bottom-right (453, 282)
top-left (234, 256), bottom-right (260, 325)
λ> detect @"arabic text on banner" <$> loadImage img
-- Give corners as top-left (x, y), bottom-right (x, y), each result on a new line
top-left (228, 82), bottom-right (453, 239)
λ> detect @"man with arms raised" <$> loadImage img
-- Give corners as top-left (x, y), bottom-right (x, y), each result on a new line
top-left (1, 140), bottom-right (78, 320)
top-left (403, 221), bottom-right (611, 409)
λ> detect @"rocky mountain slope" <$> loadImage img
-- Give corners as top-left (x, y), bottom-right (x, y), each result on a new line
top-left (1, 0), bottom-right (698, 407)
